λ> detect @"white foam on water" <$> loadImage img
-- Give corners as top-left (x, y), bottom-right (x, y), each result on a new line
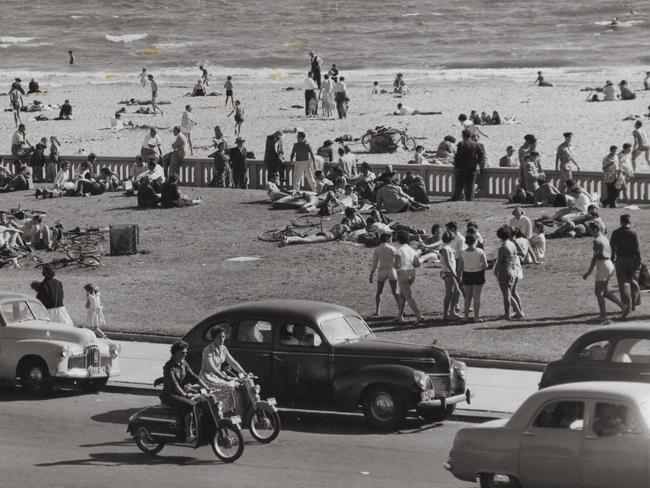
top-left (0, 36), bottom-right (37, 44)
top-left (225, 256), bottom-right (262, 262)
top-left (105, 33), bottom-right (148, 43)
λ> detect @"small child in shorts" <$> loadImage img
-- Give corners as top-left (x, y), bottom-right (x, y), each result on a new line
top-left (224, 76), bottom-right (234, 107)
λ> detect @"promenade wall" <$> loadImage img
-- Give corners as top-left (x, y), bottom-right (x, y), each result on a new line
top-left (3, 155), bottom-right (649, 203)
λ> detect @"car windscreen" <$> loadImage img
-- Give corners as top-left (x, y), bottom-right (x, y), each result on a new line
top-left (321, 315), bottom-right (374, 343)
top-left (0, 301), bottom-right (39, 324)
top-left (26, 300), bottom-right (51, 322)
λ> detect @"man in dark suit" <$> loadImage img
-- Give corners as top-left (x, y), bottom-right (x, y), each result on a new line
top-left (452, 129), bottom-right (486, 201)
top-left (229, 137), bottom-right (248, 189)
top-left (264, 130), bottom-right (285, 184)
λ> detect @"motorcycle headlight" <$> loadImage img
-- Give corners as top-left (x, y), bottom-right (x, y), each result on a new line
top-left (454, 360), bottom-right (467, 379)
top-left (413, 370), bottom-right (428, 390)
top-left (60, 344), bottom-right (71, 358)
top-left (254, 384), bottom-right (261, 395)
top-left (110, 343), bottom-right (121, 358)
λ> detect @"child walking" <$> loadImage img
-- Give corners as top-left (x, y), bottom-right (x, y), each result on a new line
top-left (224, 75), bottom-right (234, 107)
top-left (228, 100), bottom-right (244, 136)
top-left (84, 283), bottom-right (107, 337)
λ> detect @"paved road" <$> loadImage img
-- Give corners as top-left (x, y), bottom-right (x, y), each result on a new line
top-left (112, 340), bottom-right (542, 417)
top-left (0, 388), bottom-right (477, 488)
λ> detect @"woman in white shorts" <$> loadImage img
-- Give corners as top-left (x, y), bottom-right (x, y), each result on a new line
top-left (394, 230), bottom-right (423, 324)
top-left (582, 221), bottom-right (628, 324)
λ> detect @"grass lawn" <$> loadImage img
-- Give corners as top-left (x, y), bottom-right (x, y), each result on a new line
top-left (2, 186), bottom-right (650, 363)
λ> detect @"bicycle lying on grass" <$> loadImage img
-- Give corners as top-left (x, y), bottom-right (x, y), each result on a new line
top-left (257, 215), bottom-right (330, 243)
top-left (41, 226), bottom-right (108, 268)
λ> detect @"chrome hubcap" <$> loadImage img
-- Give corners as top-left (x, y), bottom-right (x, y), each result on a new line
top-left (28, 368), bottom-right (43, 382)
top-left (371, 393), bottom-right (395, 420)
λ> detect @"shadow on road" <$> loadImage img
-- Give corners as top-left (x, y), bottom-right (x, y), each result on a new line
top-left (278, 409), bottom-right (439, 436)
top-left (35, 451), bottom-right (220, 467)
top-left (91, 407), bottom-right (142, 425)
top-left (0, 386), bottom-right (82, 403)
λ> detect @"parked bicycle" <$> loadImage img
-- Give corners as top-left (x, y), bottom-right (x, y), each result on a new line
top-left (361, 126), bottom-right (416, 152)
top-left (257, 215), bottom-right (330, 243)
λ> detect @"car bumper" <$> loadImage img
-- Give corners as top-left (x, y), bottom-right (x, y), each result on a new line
top-left (54, 365), bottom-right (119, 380)
top-left (417, 388), bottom-right (472, 410)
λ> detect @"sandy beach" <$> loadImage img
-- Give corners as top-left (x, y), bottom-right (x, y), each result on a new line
top-left (3, 70), bottom-right (650, 173)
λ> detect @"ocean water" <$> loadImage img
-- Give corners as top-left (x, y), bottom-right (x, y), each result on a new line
top-left (1, 0), bottom-right (648, 85)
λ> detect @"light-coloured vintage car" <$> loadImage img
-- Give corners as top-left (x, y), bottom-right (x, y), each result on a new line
top-left (445, 382), bottom-right (650, 488)
top-left (0, 291), bottom-right (120, 394)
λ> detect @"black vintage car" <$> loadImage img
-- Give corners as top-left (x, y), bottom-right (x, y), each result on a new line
top-left (540, 324), bottom-right (650, 389)
top-left (182, 300), bottom-right (470, 429)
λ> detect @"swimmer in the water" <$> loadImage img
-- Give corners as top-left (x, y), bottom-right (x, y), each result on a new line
top-left (610, 17), bottom-right (620, 26)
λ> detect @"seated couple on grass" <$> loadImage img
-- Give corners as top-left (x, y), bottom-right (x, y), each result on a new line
top-left (138, 173), bottom-right (201, 209)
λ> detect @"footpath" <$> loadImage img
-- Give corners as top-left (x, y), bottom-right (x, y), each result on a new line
top-left (108, 340), bottom-right (542, 420)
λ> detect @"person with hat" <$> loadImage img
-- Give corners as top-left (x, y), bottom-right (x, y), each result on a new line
top-left (555, 132), bottom-right (580, 192)
top-left (499, 145), bottom-right (517, 167)
top-left (264, 130), bottom-right (286, 184)
top-left (619, 80), bottom-right (636, 100)
top-left (229, 136), bottom-right (248, 189)
top-left (451, 129), bottom-right (485, 201)
top-left (602, 80), bottom-right (616, 101)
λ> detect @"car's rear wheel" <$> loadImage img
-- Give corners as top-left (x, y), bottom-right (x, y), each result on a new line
top-left (20, 360), bottom-right (52, 396)
top-left (419, 405), bottom-right (455, 423)
top-left (479, 473), bottom-right (521, 488)
top-left (363, 385), bottom-right (406, 430)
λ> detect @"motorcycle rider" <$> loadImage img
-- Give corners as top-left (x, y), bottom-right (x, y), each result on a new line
top-left (160, 340), bottom-right (208, 441)
top-left (199, 328), bottom-right (247, 411)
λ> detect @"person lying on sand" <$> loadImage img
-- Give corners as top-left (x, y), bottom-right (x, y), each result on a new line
top-left (393, 103), bottom-right (441, 116)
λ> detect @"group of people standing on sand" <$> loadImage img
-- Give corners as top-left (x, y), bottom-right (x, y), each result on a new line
top-left (302, 52), bottom-right (349, 119)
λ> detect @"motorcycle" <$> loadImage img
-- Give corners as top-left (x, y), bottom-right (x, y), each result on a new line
top-left (232, 372), bottom-right (281, 443)
top-left (127, 380), bottom-right (245, 463)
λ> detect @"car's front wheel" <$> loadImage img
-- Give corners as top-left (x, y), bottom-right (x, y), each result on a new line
top-left (419, 405), bottom-right (455, 423)
top-left (20, 360), bottom-right (52, 396)
top-left (479, 473), bottom-right (521, 488)
top-left (363, 385), bottom-right (406, 430)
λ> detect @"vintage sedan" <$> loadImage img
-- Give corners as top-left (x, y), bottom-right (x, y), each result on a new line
top-left (540, 324), bottom-right (650, 389)
top-left (446, 382), bottom-right (650, 488)
top-left (0, 291), bottom-right (120, 394)
top-left (182, 300), bottom-right (470, 429)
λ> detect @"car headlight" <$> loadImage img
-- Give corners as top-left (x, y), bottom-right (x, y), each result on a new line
top-left (110, 343), bottom-right (121, 358)
top-left (60, 344), bottom-right (71, 358)
top-left (454, 360), bottom-right (467, 379)
top-left (413, 370), bottom-right (428, 390)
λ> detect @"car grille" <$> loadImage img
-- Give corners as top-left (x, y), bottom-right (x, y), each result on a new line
top-left (428, 374), bottom-right (450, 396)
top-left (68, 345), bottom-right (101, 369)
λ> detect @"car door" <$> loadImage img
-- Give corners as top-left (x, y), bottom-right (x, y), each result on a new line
top-left (580, 400), bottom-right (647, 488)
top-left (609, 338), bottom-right (650, 383)
top-left (0, 300), bottom-right (29, 376)
top-left (519, 399), bottom-right (584, 488)
top-left (272, 321), bottom-right (331, 407)
top-left (231, 319), bottom-right (273, 391)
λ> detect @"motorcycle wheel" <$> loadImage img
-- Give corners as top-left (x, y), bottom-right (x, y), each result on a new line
top-left (134, 426), bottom-right (165, 455)
top-left (248, 409), bottom-right (281, 443)
top-left (211, 424), bottom-right (244, 463)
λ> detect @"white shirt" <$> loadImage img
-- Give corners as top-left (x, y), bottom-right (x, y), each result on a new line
top-left (303, 78), bottom-right (317, 90)
top-left (450, 232), bottom-right (466, 257)
top-left (603, 84), bottom-right (616, 101)
top-left (509, 216), bottom-right (532, 239)
top-left (398, 105), bottom-right (415, 115)
top-left (53, 169), bottom-right (70, 188)
top-left (181, 111), bottom-right (196, 133)
top-left (334, 81), bottom-right (346, 93)
top-left (395, 243), bottom-right (418, 271)
top-left (142, 133), bottom-right (162, 150)
top-left (111, 117), bottom-right (124, 129)
top-left (461, 247), bottom-right (487, 273)
top-left (138, 164), bottom-right (165, 184)
top-left (340, 154), bottom-right (357, 176)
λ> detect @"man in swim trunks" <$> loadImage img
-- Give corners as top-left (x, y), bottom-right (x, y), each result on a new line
top-left (632, 120), bottom-right (650, 168)
top-left (555, 132), bottom-right (580, 191)
top-left (369, 233), bottom-right (399, 316)
top-left (148, 74), bottom-right (163, 116)
top-left (9, 86), bottom-right (23, 127)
